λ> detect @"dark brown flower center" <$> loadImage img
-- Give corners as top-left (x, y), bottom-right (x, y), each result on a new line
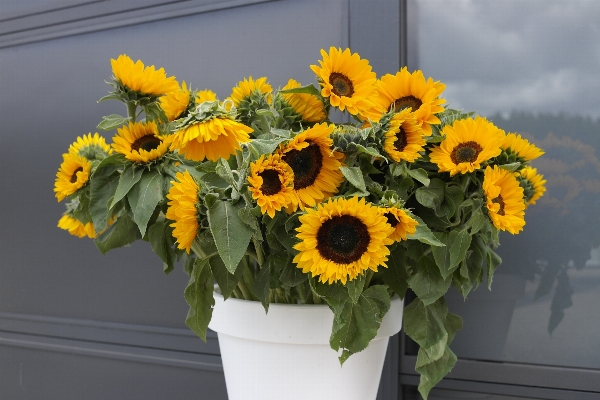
top-left (450, 141), bottom-right (483, 164)
top-left (492, 195), bottom-right (506, 216)
top-left (70, 167), bottom-right (83, 183)
top-left (259, 169), bottom-right (282, 196)
top-left (316, 215), bottom-right (370, 264)
top-left (282, 142), bottom-right (323, 190)
top-left (131, 135), bottom-right (162, 152)
top-left (329, 72), bottom-right (354, 97)
top-left (393, 127), bottom-right (408, 152)
top-left (384, 212), bottom-right (399, 227)
top-left (389, 95), bottom-right (422, 112)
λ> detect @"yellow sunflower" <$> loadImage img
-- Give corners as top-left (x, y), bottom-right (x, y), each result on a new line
top-left (281, 78), bottom-right (327, 123)
top-left (310, 47), bottom-right (378, 118)
top-left (111, 121), bottom-right (171, 163)
top-left (372, 68), bottom-right (446, 135)
top-left (483, 166), bottom-right (526, 234)
top-left (278, 123), bottom-right (345, 211)
top-left (247, 154), bottom-right (297, 218)
top-left (381, 207), bottom-right (419, 242)
top-left (196, 89), bottom-right (217, 104)
top-left (293, 196), bottom-right (394, 284)
top-left (501, 133), bottom-right (545, 162)
top-left (166, 171), bottom-right (201, 253)
top-left (229, 76), bottom-right (272, 107)
top-left (58, 214), bottom-right (96, 238)
top-left (159, 81), bottom-right (193, 121)
top-left (382, 109), bottom-right (427, 163)
top-left (54, 153), bottom-right (92, 201)
top-left (68, 132), bottom-right (112, 160)
top-left (110, 54), bottom-right (178, 97)
top-left (429, 117), bottom-right (504, 176)
top-left (519, 166), bottom-right (547, 206)
top-left (170, 117), bottom-right (253, 162)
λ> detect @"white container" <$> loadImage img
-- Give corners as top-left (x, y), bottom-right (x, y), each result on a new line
top-left (208, 290), bottom-right (404, 400)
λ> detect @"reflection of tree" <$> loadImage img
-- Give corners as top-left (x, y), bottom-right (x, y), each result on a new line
top-left (490, 111), bottom-right (600, 333)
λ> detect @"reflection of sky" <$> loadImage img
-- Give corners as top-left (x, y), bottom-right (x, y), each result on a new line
top-left (416, 0), bottom-right (600, 119)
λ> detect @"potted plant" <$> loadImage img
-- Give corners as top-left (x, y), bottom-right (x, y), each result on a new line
top-left (53, 47), bottom-right (545, 400)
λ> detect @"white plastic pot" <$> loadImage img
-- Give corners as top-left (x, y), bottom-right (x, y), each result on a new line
top-left (208, 289), bottom-right (404, 400)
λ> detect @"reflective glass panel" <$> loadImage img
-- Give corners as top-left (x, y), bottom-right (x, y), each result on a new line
top-left (404, 387), bottom-right (544, 400)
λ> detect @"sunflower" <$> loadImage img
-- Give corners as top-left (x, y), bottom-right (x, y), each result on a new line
top-left (247, 154), bottom-right (296, 218)
top-left (278, 123), bottom-right (345, 211)
top-left (166, 171), bottom-right (201, 253)
top-left (381, 207), bottom-right (419, 242)
top-left (58, 214), bottom-right (96, 238)
top-left (519, 166), bottom-right (547, 206)
top-left (229, 76), bottom-right (272, 107)
top-left (111, 121), bottom-right (171, 163)
top-left (196, 89), bottom-right (217, 104)
top-left (429, 116), bottom-right (504, 176)
top-left (382, 109), bottom-right (427, 163)
top-left (310, 47), bottom-right (378, 118)
top-left (483, 166), bottom-right (526, 234)
top-left (54, 153), bottom-right (92, 201)
top-left (293, 196), bottom-right (394, 284)
top-left (110, 54), bottom-right (178, 97)
top-left (170, 117), bottom-right (253, 162)
top-left (68, 132), bottom-right (112, 161)
top-left (159, 81), bottom-right (194, 121)
top-left (372, 68), bottom-right (446, 135)
top-left (281, 79), bottom-right (327, 123)
top-left (501, 133), bottom-right (545, 162)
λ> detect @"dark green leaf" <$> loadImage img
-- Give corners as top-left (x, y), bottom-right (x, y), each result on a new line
top-left (403, 297), bottom-right (448, 348)
top-left (407, 168), bottom-right (430, 187)
top-left (431, 230), bottom-right (472, 279)
top-left (340, 166), bottom-right (367, 192)
top-left (468, 208), bottom-right (487, 235)
top-left (346, 273), bottom-right (366, 304)
top-left (90, 171), bottom-right (120, 233)
top-left (210, 255), bottom-right (244, 300)
top-left (444, 312), bottom-right (463, 346)
top-left (148, 218), bottom-right (176, 274)
top-left (94, 214), bottom-right (141, 254)
top-left (382, 245), bottom-right (410, 299)
top-left (128, 170), bottom-right (163, 237)
top-left (279, 258), bottom-right (308, 287)
top-left (415, 178), bottom-right (445, 209)
top-left (408, 255), bottom-right (451, 306)
top-left (184, 258), bottom-right (215, 342)
top-left (111, 166), bottom-right (144, 209)
top-left (408, 214), bottom-right (445, 247)
top-left (311, 279), bottom-right (349, 314)
top-left (486, 248), bottom-right (502, 289)
top-left (253, 264), bottom-right (271, 312)
top-left (355, 144), bottom-right (383, 158)
top-left (416, 345), bottom-right (457, 400)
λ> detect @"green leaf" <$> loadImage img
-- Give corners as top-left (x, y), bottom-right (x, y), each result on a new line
top-left (408, 214), bottom-right (445, 247)
top-left (97, 93), bottom-right (122, 103)
top-left (346, 273), bottom-right (366, 304)
top-left (97, 114), bottom-right (129, 131)
top-left (94, 214), bottom-right (141, 254)
top-left (279, 258), bottom-right (308, 287)
top-left (128, 170), bottom-right (163, 237)
top-left (407, 168), bottom-right (430, 187)
top-left (408, 255), bottom-right (451, 306)
top-left (468, 208), bottom-right (487, 235)
top-left (416, 345), bottom-right (457, 400)
top-left (444, 312), bottom-right (463, 346)
top-left (210, 254), bottom-right (244, 300)
top-left (382, 245), bottom-right (410, 299)
top-left (431, 230), bottom-right (472, 279)
top-left (499, 162), bottom-right (522, 172)
top-left (148, 218), bottom-right (176, 274)
top-left (184, 258), bottom-right (215, 342)
top-left (89, 170), bottom-right (120, 233)
top-left (279, 84), bottom-right (322, 97)
top-left (415, 178), bottom-right (445, 209)
top-left (439, 185), bottom-right (464, 218)
top-left (247, 138), bottom-right (287, 161)
top-left (111, 165), bottom-right (144, 209)
top-left (403, 297), bottom-right (448, 348)
top-left (207, 200), bottom-right (254, 273)
top-left (355, 144), bottom-right (383, 158)
top-left (311, 279), bottom-right (349, 314)
top-left (330, 285), bottom-right (391, 364)
top-left (340, 166), bottom-right (367, 192)
top-left (253, 264), bottom-right (271, 312)
top-left (215, 158), bottom-right (236, 188)
top-left (486, 248), bottom-right (502, 289)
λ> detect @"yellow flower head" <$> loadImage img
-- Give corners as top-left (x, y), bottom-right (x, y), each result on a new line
top-left (58, 214), bottom-right (97, 239)
top-left (429, 116), bottom-right (504, 176)
top-left (373, 68), bottom-right (446, 135)
top-left (519, 166), bottom-right (547, 206)
top-left (68, 132), bottom-right (112, 161)
top-left (111, 121), bottom-right (171, 163)
top-left (110, 54), bottom-right (178, 97)
top-left (293, 196), bottom-right (394, 284)
top-left (54, 153), bottom-right (92, 201)
top-left (159, 81), bottom-right (194, 122)
top-left (278, 123), bottom-right (345, 211)
top-left (196, 89), bottom-right (218, 104)
top-left (501, 133), bottom-right (545, 162)
top-left (383, 109), bottom-right (427, 163)
top-left (247, 154), bottom-right (297, 218)
top-left (483, 165), bottom-right (526, 234)
top-left (166, 171), bottom-right (201, 253)
top-left (381, 207), bottom-right (419, 242)
top-left (281, 78), bottom-right (327, 123)
top-left (310, 47), bottom-right (378, 118)
top-left (229, 76), bottom-right (272, 107)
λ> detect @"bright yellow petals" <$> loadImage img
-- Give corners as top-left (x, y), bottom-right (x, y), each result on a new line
top-left (230, 76), bottom-right (272, 107)
top-left (310, 47), bottom-right (378, 118)
top-left (519, 166), bottom-right (547, 206)
top-left (293, 196), bottom-right (394, 284)
top-left (68, 132), bottom-right (112, 160)
top-left (111, 121), bottom-right (171, 163)
top-left (282, 79), bottom-right (327, 123)
top-left (502, 133), bottom-right (545, 162)
top-left (429, 117), bottom-right (504, 176)
top-left (383, 109), bottom-right (427, 163)
top-left (54, 153), bottom-right (92, 201)
top-left (483, 166), bottom-right (526, 234)
top-left (196, 89), bottom-right (217, 104)
top-left (166, 171), bottom-right (200, 253)
top-left (278, 123), bottom-right (345, 211)
top-left (58, 215), bottom-right (96, 238)
top-left (170, 117), bottom-right (252, 162)
top-left (110, 54), bottom-right (178, 96)
top-left (160, 81), bottom-right (193, 121)
top-left (381, 207), bottom-right (419, 242)
top-left (247, 154), bottom-right (297, 218)
top-left (373, 68), bottom-right (446, 135)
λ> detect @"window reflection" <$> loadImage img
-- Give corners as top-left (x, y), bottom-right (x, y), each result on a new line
top-left (403, 386), bottom-right (544, 400)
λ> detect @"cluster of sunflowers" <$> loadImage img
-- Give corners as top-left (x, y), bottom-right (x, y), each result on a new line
top-left (53, 47), bottom-right (545, 398)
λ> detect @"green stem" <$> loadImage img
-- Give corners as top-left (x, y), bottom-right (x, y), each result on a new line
top-left (190, 241), bottom-right (206, 258)
top-left (312, 291), bottom-right (322, 304)
top-left (296, 281), bottom-right (307, 304)
top-left (237, 279), bottom-right (252, 301)
top-left (232, 287), bottom-right (243, 299)
top-left (364, 270), bottom-right (375, 288)
top-left (127, 102), bottom-right (137, 123)
top-left (253, 237), bottom-right (265, 266)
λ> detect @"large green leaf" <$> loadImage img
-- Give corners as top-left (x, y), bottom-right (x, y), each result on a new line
top-left (253, 264), bottom-right (271, 312)
top-left (408, 214), bottom-right (445, 247)
top-left (407, 168), bottom-right (430, 187)
top-left (415, 178), bottom-right (445, 209)
top-left (184, 258), bottom-right (215, 342)
top-left (147, 217), bottom-right (176, 274)
top-left (416, 345), bottom-right (457, 400)
top-left (210, 253), bottom-right (243, 300)
top-left (97, 114), bottom-right (129, 131)
top-left (128, 170), bottom-right (163, 237)
top-left (279, 257), bottom-right (308, 287)
top-left (431, 230), bottom-right (472, 279)
top-left (382, 245), bottom-right (410, 299)
top-left (89, 171), bottom-right (120, 233)
top-left (407, 255), bottom-right (451, 306)
top-left (111, 165), bottom-right (144, 209)
top-left (207, 200), bottom-right (254, 273)
top-left (486, 248), bottom-right (503, 289)
top-left (444, 312), bottom-right (463, 346)
top-left (345, 273), bottom-right (366, 304)
top-left (403, 297), bottom-right (448, 348)
top-left (340, 166), bottom-right (367, 192)
top-left (247, 138), bottom-right (287, 161)
top-left (94, 214), bottom-right (141, 254)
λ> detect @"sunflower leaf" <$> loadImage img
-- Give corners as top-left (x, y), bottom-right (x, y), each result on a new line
top-left (89, 170), bottom-right (120, 233)
top-left (416, 345), bottom-right (457, 400)
top-left (128, 170), bottom-right (163, 237)
top-left (148, 217), bottom-right (176, 274)
top-left (416, 178), bottom-right (445, 210)
top-left (407, 214), bottom-right (445, 247)
top-left (407, 255), bottom-right (451, 306)
top-left (253, 263), bottom-right (271, 312)
top-left (355, 144), bottom-right (383, 158)
top-left (94, 214), bottom-right (141, 254)
top-left (279, 256), bottom-right (308, 287)
top-left (184, 257), bottom-right (215, 342)
top-left (382, 245), bottom-right (410, 299)
top-left (486, 247), bottom-right (503, 289)
top-left (431, 230), bottom-right (472, 279)
top-left (97, 114), bottom-right (129, 131)
top-left (499, 162), bottom-right (522, 172)
top-left (247, 138), bottom-right (287, 161)
top-left (279, 84), bottom-right (322, 98)
top-left (340, 166), bottom-right (367, 192)
top-left (111, 165), bottom-right (143, 209)
top-left (403, 297), bottom-right (448, 349)
top-left (210, 253), bottom-right (244, 300)
top-left (407, 168), bottom-right (430, 187)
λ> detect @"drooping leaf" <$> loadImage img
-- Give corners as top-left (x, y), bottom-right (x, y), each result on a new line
top-left (128, 170), bottom-right (163, 237)
top-left (89, 170), bottom-right (120, 233)
top-left (111, 165), bottom-right (144, 209)
top-left (431, 230), bottom-right (472, 279)
top-left (486, 247), bottom-right (502, 289)
top-left (346, 273), bottom-right (366, 304)
top-left (94, 214), bottom-right (141, 254)
top-left (407, 255), bottom-right (451, 306)
top-left (403, 297), bottom-right (448, 348)
top-left (279, 258), bottom-right (308, 287)
top-left (407, 214), bottom-right (445, 247)
top-left (210, 253), bottom-right (244, 300)
top-left (184, 258), bottom-right (215, 342)
top-left (444, 312), bottom-right (463, 346)
top-left (416, 345), bottom-right (457, 400)
top-left (148, 217), bottom-right (176, 274)
top-left (253, 263), bottom-right (271, 312)
top-left (382, 245), bottom-right (410, 299)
